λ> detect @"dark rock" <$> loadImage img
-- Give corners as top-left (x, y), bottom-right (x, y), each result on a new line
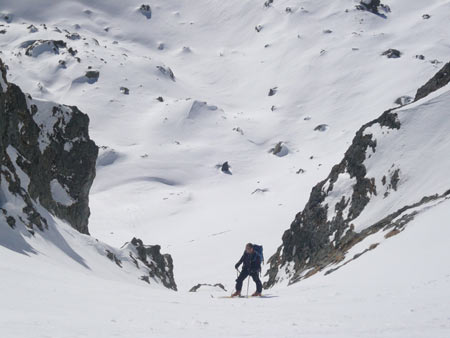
top-left (156, 96), bottom-right (164, 102)
top-left (156, 65), bottom-right (176, 82)
top-left (189, 283), bottom-right (227, 292)
top-left (255, 25), bottom-right (263, 33)
top-left (394, 96), bottom-right (413, 106)
top-left (265, 109), bottom-right (401, 288)
top-left (381, 49), bottom-right (401, 59)
top-left (0, 58), bottom-right (98, 234)
top-left (21, 40), bottom-right (67, 57)
top-left (130, 237), bottom-right (177, 290)
top-left (268, 87), bottom-right (277, 96)
top-left (27, 24), bottom-right (38, 33)
top-left (65, 32), bottom-right (81, 40)
top-left (221, 161), bottom-right (232, 175)
top-left (106, 249), bottom-right (122, 267)
top-left (68, 47), bottom-right (78, 56)
top-left (252, 188), bottom-right (269, 195)
top-left (356, 0), bottom-right (389, 15)
top-left (415, 55), bottom-right (425, 60)
top-left (120, 87), bottom-right (129, 95)
top-left (85, 70), bottom-right (99, 80)
top-left (264, 0), bottom-right (274, 7)
top-left (314, 124), bottom-right (329, 132)
top-left (414, 62), bottom-right (450, 101)
top-left (422, 14), bottom-right (431, 19)
top-left (269, 142), bottom-right (289, 157)
top-left (58, 60), bottom-right (67, 68)
top-left (139, 4), bottom-right (152, 19)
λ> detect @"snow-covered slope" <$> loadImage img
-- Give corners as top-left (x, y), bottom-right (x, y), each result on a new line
top-left (2, 0), bottom-right (448, 290)
top-left (1, 0), bottom-right (450, 337)
top-left (2, 197), bottom-right (450, 337)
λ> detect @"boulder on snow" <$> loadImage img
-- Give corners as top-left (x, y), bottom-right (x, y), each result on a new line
top-left (356, 0), bottom-right (390, 15)
top-left (220, 161), bottom-right (232, 175)
top-left (120, 86), bottom-right (130, 95)
top-left (65, 32), bottom-right (81, 40)
top-left (156, 65), bottom-right (175, 82)
top-left (27, 24), bottom-right (38, 33)
top-left (21, 39), bottom-right (67, 57)
top-left (269, 142), bottom-right (289, 157)
top-left (85, 70), bottom-right (99, 81)
top-left (314, 124), bottom-right (329, 132)
top-left (139, 4), bottom-right (152, 19)
top-left (381, 49), bottom-right (401, 59)
top-left (268, 87), bottom-right (277, 96)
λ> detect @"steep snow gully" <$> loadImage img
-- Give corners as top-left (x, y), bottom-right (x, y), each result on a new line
top-left (1, 1), bottom-right (450, 337)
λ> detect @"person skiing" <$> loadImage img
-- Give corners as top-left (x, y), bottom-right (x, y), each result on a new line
top-left (231, 243), bottom-right (263, 297)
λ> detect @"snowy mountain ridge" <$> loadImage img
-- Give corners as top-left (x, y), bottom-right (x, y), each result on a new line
top-left (266, 65), bottom-right (450, 286)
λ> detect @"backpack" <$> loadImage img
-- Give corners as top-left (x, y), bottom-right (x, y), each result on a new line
top-left (253, 244), bottom-right (264, 264)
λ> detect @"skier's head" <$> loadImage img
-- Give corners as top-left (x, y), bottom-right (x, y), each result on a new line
top-left (245, 243), bottom-right (254, 254)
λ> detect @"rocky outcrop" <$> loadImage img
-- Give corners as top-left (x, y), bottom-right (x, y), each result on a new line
top-left (415, 62), bottom-right (450, 101)
top-left (0, 58), bottom-right (98, 234)
top-left (21, 39), bottom-right (67, 57)
top-left (127, 237), bottom-right (177, 290)
top-left (265, 110), bottom-right (400, 287)
top-left (265, 62), bottom-right (450, 288)
top-left (0, 58), bottom-right (179, 290)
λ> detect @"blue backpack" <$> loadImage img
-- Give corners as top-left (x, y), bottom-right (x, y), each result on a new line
top-left (253, 244), bottom-right (264, 264)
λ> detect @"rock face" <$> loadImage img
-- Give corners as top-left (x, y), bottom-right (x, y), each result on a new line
top-left (128, 237), bottom-right (177, 290)
top-left (0, 59), bottom-right (179, 290)
top-left (265, 62), bottom-right (450, 288)
top-left (0, 58), bottom-right (98, 234)
top-left (415, 62), bottom-right (450, 101)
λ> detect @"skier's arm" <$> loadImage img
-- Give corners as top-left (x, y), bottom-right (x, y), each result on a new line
top-left (235, 253), bottom-right (244, 269)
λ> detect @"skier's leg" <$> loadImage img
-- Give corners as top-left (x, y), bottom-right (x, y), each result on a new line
top-left (235, 270), bottom-right (249, 292)
top-left (251, 272), bottom-right (263, 293)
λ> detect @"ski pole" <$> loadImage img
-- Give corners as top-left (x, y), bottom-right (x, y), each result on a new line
top-left (246, 274), bottom-right (250, 298)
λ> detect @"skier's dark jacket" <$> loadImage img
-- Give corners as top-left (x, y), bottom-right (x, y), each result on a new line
top-left (235, 251), bottom-right (261, 273)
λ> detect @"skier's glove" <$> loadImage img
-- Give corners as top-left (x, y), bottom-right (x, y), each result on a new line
top-left (235, 263), bottom-right (239, 269)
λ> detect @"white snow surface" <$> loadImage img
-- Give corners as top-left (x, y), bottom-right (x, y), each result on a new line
top-left (1, 0), bottom-right (450, 337)
top-left (50, 179), bottom-right (75, 206)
